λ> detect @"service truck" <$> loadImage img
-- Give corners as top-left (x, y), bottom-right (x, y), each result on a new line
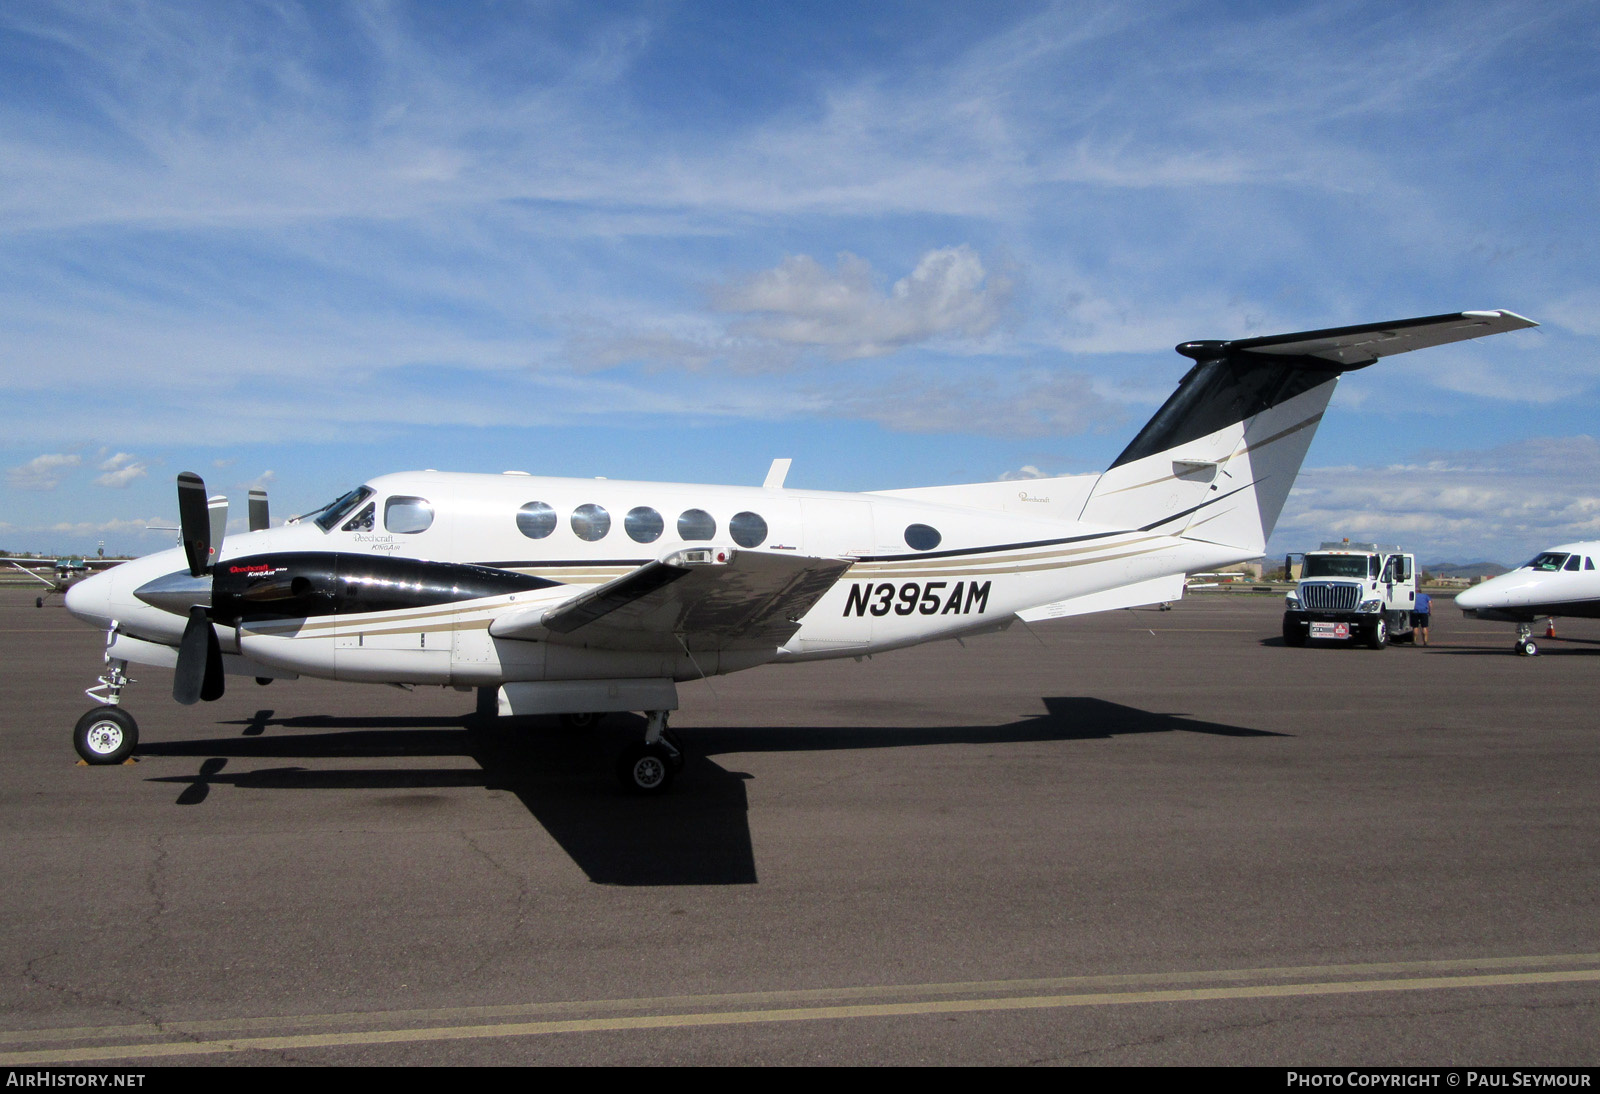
top-left (1282, 542), bottom-right (1417, 649)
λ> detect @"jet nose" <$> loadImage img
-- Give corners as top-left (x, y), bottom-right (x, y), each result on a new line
top-left (1455, 580), bottom-right (1493, 609)
top-left (64, 568), bottom-right (113, 627)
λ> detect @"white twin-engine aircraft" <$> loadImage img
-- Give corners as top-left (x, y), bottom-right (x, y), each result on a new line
top-left (1456, 541), bottom-right (1600, 656)
top-left (64, 310), bottom-right (1534, 791)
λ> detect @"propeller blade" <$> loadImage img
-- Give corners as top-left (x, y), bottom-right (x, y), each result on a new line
top-left (174, 606), bottom-right (226, 706)
top-left (200, 623), bottom-right (225, 702)
top-left (207, 495), bottom-right (228, 562)
top-left (177, 472), bottom-right (211, 577)
top-left (248, 489), bottom-right (270, 532)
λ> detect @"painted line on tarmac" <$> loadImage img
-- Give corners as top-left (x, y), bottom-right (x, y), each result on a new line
top-left (4, 953), bottom-right (1599, 1064)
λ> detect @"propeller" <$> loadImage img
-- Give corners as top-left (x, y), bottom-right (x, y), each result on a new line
top-left (176, 605), bottom-right (226, 704)
top-left (248, 488), bottom-right (270, 532)
top-left (171, 472), bottom-right (232, 705)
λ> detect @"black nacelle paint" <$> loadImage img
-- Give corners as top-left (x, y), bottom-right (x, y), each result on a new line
top-left (211, 552), bottom-right (559, 623)
top-left (1110, 351), bottom-right (1344, 470)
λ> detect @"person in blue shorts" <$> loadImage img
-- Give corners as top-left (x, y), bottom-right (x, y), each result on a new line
top-left (1413, 591), bottom-right (1432, 646)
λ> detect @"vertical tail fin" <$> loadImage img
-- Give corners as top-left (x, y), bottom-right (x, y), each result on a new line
top-left (1078, 311), bottom-right (1536, 553)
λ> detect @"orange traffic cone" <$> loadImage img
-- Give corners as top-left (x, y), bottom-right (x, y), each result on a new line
top-left (1546, 617), bottom-right (1557, 638)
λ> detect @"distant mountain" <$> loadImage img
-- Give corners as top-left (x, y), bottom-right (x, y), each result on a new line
top-left (1427, 561), bottom-right (1510, 580)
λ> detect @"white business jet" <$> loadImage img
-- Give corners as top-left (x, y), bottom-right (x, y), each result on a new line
top-left (64, 310), bottom-right (1533, 791)
top-left (1456, 542), bottom-right (1600, 655)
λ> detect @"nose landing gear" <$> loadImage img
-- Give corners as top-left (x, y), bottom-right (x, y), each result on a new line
top-left (1514, 623), bottom-right (1539, 657)
top-left (75, 621), bottom-right (139, 764)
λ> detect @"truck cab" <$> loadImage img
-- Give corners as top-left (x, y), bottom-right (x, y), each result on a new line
top-left (1283, 542), bottom-right (1417, 649)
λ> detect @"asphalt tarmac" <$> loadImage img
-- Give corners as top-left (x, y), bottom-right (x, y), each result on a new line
top-left (2, 587), bottom-right (1597, 1066)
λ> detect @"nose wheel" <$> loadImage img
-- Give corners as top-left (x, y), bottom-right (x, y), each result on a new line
top-left (1515, 623), bottom-right (1538, 656)
top-left (74, 707), bottom-right (139, 764)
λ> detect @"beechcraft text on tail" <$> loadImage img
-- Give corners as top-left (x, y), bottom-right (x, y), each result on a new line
top-left (62, 310), bottom-right (1536, 792)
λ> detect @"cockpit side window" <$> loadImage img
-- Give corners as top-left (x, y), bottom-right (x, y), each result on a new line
top-left (1588, 558), bottom-right (1595, 571)
top-left (312, 486), bottom-right (375, 532)
top-left (341, 502), bottom-right (375, 532)
top-left (1565, 555), bottom-right (1582, 572)
top-left (384, 496), bottom-right (434, 534)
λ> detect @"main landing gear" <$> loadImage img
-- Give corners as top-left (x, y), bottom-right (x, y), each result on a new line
top-left (1514, 622), bottom-right (1538, 657)
top-left (74, 622), bottom-right (139, 764)
top-left (615, 709), bottom-right (685, 795)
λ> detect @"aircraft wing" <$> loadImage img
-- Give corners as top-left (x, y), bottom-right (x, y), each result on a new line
top-left (4, 560), bottom-right (58, 587)
top-left (489, 547), bottom-right (854, 652)
top-left (1201, 310), bottom-right (1537, 369)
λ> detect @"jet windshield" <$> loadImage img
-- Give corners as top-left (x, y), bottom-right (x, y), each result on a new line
top-left (1523, 552), bottom-right (1571, 572)
top-left (1302, 555), bottom-right (1374, 579)
top-left (306, 486), bottom-right (375, 532)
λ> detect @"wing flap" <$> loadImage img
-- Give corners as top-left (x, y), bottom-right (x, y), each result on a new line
top-left (490, 547), bottom-right (854, 652)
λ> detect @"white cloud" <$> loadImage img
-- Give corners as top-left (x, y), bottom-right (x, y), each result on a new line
top-left (821, 368), bottom-right (1115, 438)
top-left (1271, 436), bottom-right (1600, 563)
top-left (999, 465), bottom-right (1052, 480)
top-left (712, 247), bottom-right (1013, 360)
top-left (1541, 288), bottom-right (1600, 337)
top-left (94, 452), bottom-right (148, 488)
top-left (7, 453), bottom-right (81, 490)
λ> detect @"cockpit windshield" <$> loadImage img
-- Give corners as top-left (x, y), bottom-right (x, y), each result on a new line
top-left (1523, 552), bottom-right (1571, 572)
top-left (1302, 554), bottom-right (1374, 579)
top-left (306, 486), bottom-right (375, 533)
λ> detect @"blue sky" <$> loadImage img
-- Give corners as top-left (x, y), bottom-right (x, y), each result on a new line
top-left (1, 0), bottom-right (1595, 564)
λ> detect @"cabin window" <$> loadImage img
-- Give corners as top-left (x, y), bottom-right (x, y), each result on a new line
top-left (571, 503), bottom-right (611, 541)
top-left (341, 502), bottom-right (375, 532)
top-left (516, 501), bottom-right (557, 539)
top-left (904, 524), bottom-right (942, 551)
top-left (384, 496), bottom-right (434, 534)
top-left (625, 506), bottom-right (664, 543)
top-left (729, 511), bottom-right (768, 548)
top-left (1566, 555), bottom-right (1582, 572)
top-left (678, 509), bottom-right (716, 541)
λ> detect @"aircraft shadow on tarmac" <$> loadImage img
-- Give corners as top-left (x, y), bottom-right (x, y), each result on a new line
top-left (139, 697), bottom-right (1276, 887)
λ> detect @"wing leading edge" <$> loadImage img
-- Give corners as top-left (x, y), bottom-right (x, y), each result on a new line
top-left (489, 547), bottom-right (854, 652)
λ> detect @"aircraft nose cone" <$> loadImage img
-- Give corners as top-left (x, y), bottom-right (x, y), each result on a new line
top-left (64, 569), bottom-right (112, 626)
top-left (134, 570), bottom-right (213, 615)
top-left (1455, 581), bottom-right (1493, 609)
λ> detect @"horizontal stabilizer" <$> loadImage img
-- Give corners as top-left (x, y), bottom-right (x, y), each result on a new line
top-left (1192, 309), bottom-right (1536, 369)
top-left (1015, 574), bottom-right (1186, 622)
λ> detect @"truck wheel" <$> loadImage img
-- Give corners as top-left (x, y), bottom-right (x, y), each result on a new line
top-left (1366, 617), bottom-right (1387, 650)
top-left (1281, 615), bottom-right (1306, 647)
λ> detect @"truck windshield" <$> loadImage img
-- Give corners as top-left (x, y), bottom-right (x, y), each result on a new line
top-left (1303, 555), bottom-right (1372, 579)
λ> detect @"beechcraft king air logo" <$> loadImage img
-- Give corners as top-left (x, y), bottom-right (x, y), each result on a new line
top-left (843, 580), bottom-right (991, 617)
